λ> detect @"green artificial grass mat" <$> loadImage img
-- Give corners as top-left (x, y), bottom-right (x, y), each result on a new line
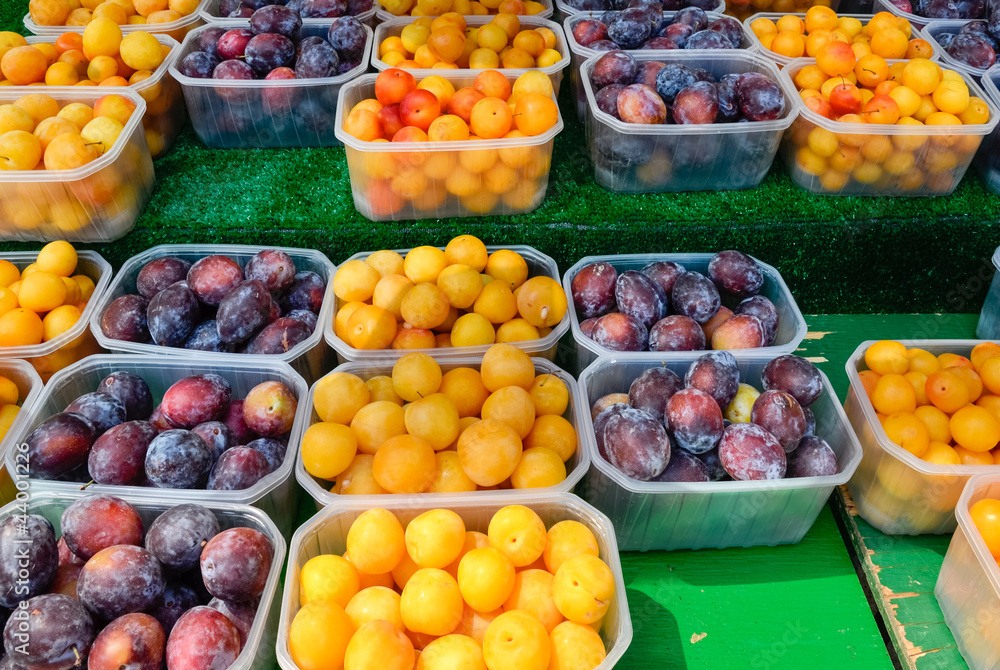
top-left (3, 2), bottom-right (1000, 315)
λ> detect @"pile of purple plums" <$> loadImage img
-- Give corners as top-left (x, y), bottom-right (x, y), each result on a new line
top-left (24, 370), bottom-right (298, 491)
top-left (591, 353), bottom-right (838, 482)
top-left (589, 50), bottom-right (785, 125)
top-left (216, 0), bottom-right (373, 18)
top-left (573, 7), bottom-right (745, 52)
top-left (0, 494), bottom-right (273, 670)
top-left (563, 0), bottom-right (718, 16)
top-left (176, 8), bottom-right (367, 142)
top-left (572, 250), bottom-right (781, 352)
top-left (887, 0), bottom-right (998, 20)
top-left (934, 19), bottom-right (999, 70)
top-left (102, 248), bottom-right (325, 355)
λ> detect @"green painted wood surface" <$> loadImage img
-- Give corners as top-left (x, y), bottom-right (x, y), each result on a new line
top-left (804, 313), bottom-right (982, 670)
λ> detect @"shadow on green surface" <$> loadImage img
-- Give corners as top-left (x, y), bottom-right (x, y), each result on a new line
top-left (621, 587), bottom-right (689, 670)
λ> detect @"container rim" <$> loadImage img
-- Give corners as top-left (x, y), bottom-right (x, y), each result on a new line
top-left (25, 33), bottom-right (181, 94)
top-left (785, 57), bottom-right (1000, 135)
top-left (372, 14), bottom-right (571, 75)
top-left (198, 0), bottom-right (377, 24)
top-left (580, 49), bottom-right (799, 135)
top-left (561, 252), bottom-right (809, 359)
top-left (24, 0), bottom-right (209, 33)
top-left (87, 243), bottom-right (337, 365)
top-left (375, 0), bottom-right (554, 22)
top-left (3, 353), bottom-right (310, 504)
top-left (565, 9), bottom-right (757, 60)
top-left (873, 0), bottom-right (930, 26)
top-left (295, 355), bottom-right (591, 505)
top-left (742, 13), bottom-right (939, 66)
top-left (0, 489), bottom-right (287, 670)
top-left (554, 0), bottom-right (724, 17)
top-left (276, 490), bottom-right (632, 670)
top-left (322, 245), bottom-right (569, 360)
top-left (956, 473), bottom-right (1000, 598)
top-left (845, 338), bottom-right (1000, 476)
top-left (333, 72), bottom-right (564, 149)
top-left (992, 240), bottom-right (1000, 270)
top-left (578, 353), bottom-right (863, 493)
top-left (168, 20), bottom-right (374, 88)
top-left (0, 251), bottom-right (111, 357)
top-left (0, 88), bottom-right (147, 183)
top-left (910, 20), bottom-right (981, 77)
top-left (979, 62), bottom-right (1000, 118)
top-left (0, 359), bottom-right (44, 461)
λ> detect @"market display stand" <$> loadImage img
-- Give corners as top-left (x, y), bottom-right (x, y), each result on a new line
top-left (806, 313), bottom-right (982, 670)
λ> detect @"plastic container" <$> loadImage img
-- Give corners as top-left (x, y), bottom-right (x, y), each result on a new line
top-left (936, 474), bottom-right (1000, 670)
top-left (0, 251), bottom-right (110, 381)
top-left (170, 20), bottom-right (373, 149)
top-left (565, 10), bottom-right (755, 120)
top-left (973, 64), bottom-right (1000, 193)
top-left (744, 13), bottom-right (939, 68)
top-left (726, 0), bottom-right (839, 21)
top-left (25, 33), bottom-right (185, 159)
top-left (0, 360), bottom-right (44, 509)
top-left (276, 492), bottom-right (631, 670)
top-left (874, 0), bottom-right (934, 30)
top-left (553, 0), bottom-right (724, 26)
top-left (978, 247), bottom-right (1000, 337)
top-left (780, 57), bottom-right (998, 196)
top-left (0, 491), bottom-right (285, 670)
top-left (922, 20), bottom-right (985, 80)
top-left (2, 354), bottom-right (309, 539)
top-left (843, 340), bottom-right (1000, 535)
top-left (199, 0), bottom-right (378, 25)
top-left (0, 89), bottom-right (153, 243)
top-left (577, 353), bottom-right (862, 551)
top-left (372, 15), bottom-right (571, 95)
top-left (376, 0), bottom-right (554, 23)
top-left (297, 356), bottom-right (588, 508)
top-left (581, 50), bottom-right (797, 193)
top-left (325, 245), bottom-right (569, 363)
top-left (562, 253), bottom-right (808, 372)
top-left (89, 244), bottom-right (337, 384)
top-left (335, 71), bottom-right (563, 220)
top-left (24, 0), bottom-right (209, 42)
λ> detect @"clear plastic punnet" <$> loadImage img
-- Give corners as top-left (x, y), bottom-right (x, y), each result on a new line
top-left (276, 492), bottom-right (632, 670)
top-left (577, 353), bottom-right (862, 551)
top-left (844, 340), bottom-right (1000, 535)
top-left (562, 253), bottom-right (808, 371)
top-left (199, 0), bottom-right (378, 25)
top-left (25, 32), bottom-right (185, 159)
top-left (874, 0), bottom-right (933, 30)
top-left (24, 0), bottom-right (209, 41)
top-left (580, 50), bottom-right (798, 193)
top-left (553, 0), bottom-right (724, 26)
top-left (936, 474), bottom-right (1000, 670)
top-left (376, 0), bottom-right (554, 22)
top-left (335, 71), bottom-right (563, 220)
top-left (170, 20), bottom-right (374, 149)
top-left (0, 359), bottom-right (44, 508)
top-left (744, 13), bottom-right (940, 68)
top-left (0, 89), bottom-right (153, 243)
top-left (0, 251), bottom-right (111, 381)
top-left (371, 15), bottom-right (571, 94)
top-left (0, 490), bottom-right (286, 670)
top-left (973, 65), bottom-right (1000, 193)
top-left (3, 354), bottom-right (309, 539)
top-left (977, 246), bottom-right (1000, 337)
top-left (324, 245), bottom-right (569, 363)
top-left (296, 355), bottom-right (589, 508)
top-left (780, 57), bottom-right (998, 196)
top-left (565, 10), bottom-right (757, 119)
top-left (89, 244), bottom-right (336, 384)
top-left (920, 20), bottom-right (984, 80)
